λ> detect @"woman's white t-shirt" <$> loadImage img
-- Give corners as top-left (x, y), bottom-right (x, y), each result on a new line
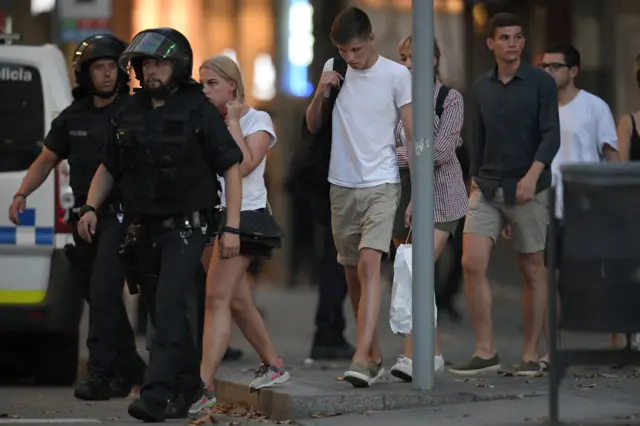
top-left (218, 108), bottom-right (277, 211)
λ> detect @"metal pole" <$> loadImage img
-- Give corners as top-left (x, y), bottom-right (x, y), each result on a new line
top-left (411, 0), bottom-right (435, 391)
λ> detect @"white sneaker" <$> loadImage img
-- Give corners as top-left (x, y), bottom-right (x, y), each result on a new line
top-left (390, 355), bottom-right (445, 382)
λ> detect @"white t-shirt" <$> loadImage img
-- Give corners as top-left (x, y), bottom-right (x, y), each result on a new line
top-left (551, 90), bottom-right (618, 219)
top-left (219, 108), bottom-right (277, 211)
top-left (324, 55), bottom-right (412, 188)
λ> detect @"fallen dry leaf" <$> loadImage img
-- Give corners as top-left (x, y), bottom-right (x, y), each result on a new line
top-left (524, 415), bottom-right (548, 422)
top-left (188, 414), bottom-right (217, 425)
top-left (476, 383), bottom-right (494, 388)
top-left (570, 371), bottom-right (617, 379)
top-left (311, 412), bottom-right (341, 418)
top-left (229, 406), bottom-right (248, 416)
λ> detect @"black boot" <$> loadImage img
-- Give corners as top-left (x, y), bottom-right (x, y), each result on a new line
top-left (74, 374), bottom-right (111, 401)
top-left (128, 397), bottom-right (165, 423)
top-left (165, 383), bottom-right (203, 419)
top-left (222, 346), bottom-right (244, 362)
top-left (110, 354), bottom-right (147, 398)
top-left (310, 335), bottom-right (355, 360)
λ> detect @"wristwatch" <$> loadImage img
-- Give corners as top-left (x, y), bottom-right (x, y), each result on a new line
top-left (79, 205), bottom-right (97, 217)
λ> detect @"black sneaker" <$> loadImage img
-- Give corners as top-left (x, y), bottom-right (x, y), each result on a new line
top-left (128, 397), bottom-right (165, 423)
top-left (74, 375), bottom-right (111, 401)
top-left (449, 354), bottom-right (501, 376)
top-left (310, 342), bottom-right (355, 360)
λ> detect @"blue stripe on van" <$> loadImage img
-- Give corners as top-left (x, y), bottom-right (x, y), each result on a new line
top-left (0, 226), bottom-right (54, 245)
top-left (35, 227), bottom-right (54, 245)
top-left (0, 227), bottom-right (16, 245)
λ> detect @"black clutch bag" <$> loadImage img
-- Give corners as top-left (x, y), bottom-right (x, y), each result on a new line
top-left (217, 203), bottom-right (282, 248)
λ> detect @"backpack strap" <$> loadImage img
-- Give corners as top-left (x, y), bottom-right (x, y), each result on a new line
top-left (435, 84), bottom-right (450, 119)
top-left (328, 56), bottom-right (348, 108)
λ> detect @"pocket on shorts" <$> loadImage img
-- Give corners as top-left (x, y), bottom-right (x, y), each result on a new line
top-left (533, 189), bottom-right (550, 207)
top-left (467, 188), bottom-right (482, 211)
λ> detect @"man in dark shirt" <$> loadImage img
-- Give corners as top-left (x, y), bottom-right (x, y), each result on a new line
top-left (8, 34), bottom-right (146, 400)
top-left (77, 28), bottom-right (243, 422)
top-left (449, 13), bottom-right (560, 377)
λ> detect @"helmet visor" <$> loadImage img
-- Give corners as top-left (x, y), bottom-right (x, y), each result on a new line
top-left (118, 31), bottom-right (179, 69)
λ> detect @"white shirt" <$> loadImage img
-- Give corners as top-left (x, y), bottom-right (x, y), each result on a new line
top-left (219, 108), bottom-right (277, 211)
top-left (324, 55), bottom-right (412, 188)
top-left (552, 90), bottom-right (618, 219)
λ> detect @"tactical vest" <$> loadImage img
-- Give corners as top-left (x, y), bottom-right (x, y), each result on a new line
top-left (113, 86), bottom-right (218, 215)
top-left (64, 97), bottom-right (124, 202)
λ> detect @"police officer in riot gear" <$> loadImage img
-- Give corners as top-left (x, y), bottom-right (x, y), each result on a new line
top-left (7, 34), bottom-right (146, 400)
top-left (77, 28), bottom-right (243, 422)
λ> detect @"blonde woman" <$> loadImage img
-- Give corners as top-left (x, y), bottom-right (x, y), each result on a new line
top-left (189, 55), bottom-right (288, 415)
top-left (390, 36), bottom-right (468, 382)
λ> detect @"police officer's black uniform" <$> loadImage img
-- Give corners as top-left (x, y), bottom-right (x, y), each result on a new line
top-left (43, 35), bottom-right (146, 400)
top-left (81, 28), bottom-right (243, 422)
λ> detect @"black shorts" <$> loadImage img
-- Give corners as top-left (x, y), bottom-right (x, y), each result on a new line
top-left (544, 219), bottom-right (563, 269)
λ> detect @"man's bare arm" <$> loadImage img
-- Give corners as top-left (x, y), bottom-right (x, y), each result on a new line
top-left (16, 148), bottom-right (59, 197)
top-left (399, 103), bottom-right (413, 173)
top-left (86, 164), bottom-right (115, 209)
top-left (305, 93), bottom-right (327, 134)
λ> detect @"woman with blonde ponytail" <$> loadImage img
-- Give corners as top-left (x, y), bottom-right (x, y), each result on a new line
top-left (189, 55), bottom-right (289, 416)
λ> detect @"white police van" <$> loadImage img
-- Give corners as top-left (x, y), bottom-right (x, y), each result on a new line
top-left (0, 29), bottom-right (84, 384)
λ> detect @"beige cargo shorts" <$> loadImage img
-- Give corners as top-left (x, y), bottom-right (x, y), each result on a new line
top-left (330, 183), bottom-right (400, 266)
top-left (463, 182), bottom-right (549, 253)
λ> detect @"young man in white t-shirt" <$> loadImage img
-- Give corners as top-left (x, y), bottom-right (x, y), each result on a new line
top-left (537, 44), bottom-right (619, 366)
top-left (305, 6), bottom-right (413, 387)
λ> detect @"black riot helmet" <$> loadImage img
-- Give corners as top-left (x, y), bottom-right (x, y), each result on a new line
top-left (72, 34), bottom-right (129, 99)
top-left (119, 28), bottom-right (194, 97)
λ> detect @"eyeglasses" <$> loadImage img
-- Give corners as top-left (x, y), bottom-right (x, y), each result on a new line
top-left (538, 62), bottom-right (569, 71)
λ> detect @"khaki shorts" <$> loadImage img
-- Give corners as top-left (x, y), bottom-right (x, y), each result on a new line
top-left (330, 183), bottom-right (400, 266)
top-left (463, 183), bottom-right (549, 253)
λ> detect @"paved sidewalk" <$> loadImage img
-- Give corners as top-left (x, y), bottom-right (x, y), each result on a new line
top-left (3, 280), bottom-right (639, 426)
top-left (203, 282), bottom-right (638, 422)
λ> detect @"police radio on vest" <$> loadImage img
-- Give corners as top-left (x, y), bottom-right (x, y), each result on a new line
top-left (0, 66), bottom-right (32, 82)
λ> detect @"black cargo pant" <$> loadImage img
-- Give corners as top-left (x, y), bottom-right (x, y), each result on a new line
top-left (135, 225), bottom-right (207, 407)
top-left (71, 212), bottom-right (143, 381)
top-left (313, 223), bottom-right (348, 346)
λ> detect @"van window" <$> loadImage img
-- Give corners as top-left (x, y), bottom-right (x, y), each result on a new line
top-left (0, 62), bottom-right (45, 172)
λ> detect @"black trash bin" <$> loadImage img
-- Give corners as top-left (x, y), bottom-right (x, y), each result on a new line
top-left (548, 163), bottom-right (640, 425)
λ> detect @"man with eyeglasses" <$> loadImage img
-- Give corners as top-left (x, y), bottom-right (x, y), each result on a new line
top-left (539, 43), bottom-right (619, 244)
top-left (536, 44), bottom-right (619, 365)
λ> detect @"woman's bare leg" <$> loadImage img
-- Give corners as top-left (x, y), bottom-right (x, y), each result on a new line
top-left (200, 239), bottom-right (252, 387)
top-left (402, 228), bottom-right (450, 359)
top-left (230, 273), bottom-right (279, 366)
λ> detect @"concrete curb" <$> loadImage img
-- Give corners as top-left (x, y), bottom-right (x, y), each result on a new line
top-left (214, 368), bottom-right (548, 421)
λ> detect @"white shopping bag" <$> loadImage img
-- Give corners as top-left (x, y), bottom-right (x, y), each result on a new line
top-left (390, 243), bottom-right (438, 335)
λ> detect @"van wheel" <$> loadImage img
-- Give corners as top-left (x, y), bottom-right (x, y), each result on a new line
top-left (33, 332), bottom-right (79, 386)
